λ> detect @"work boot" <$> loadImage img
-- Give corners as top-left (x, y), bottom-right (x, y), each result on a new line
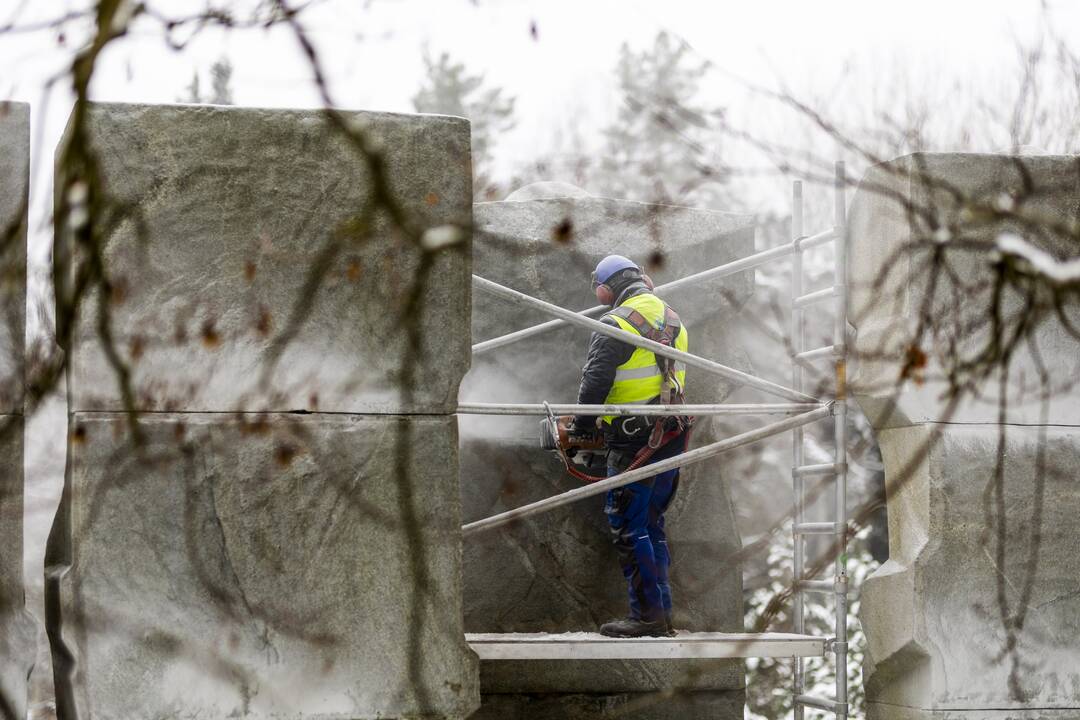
top-left (664, 612), bottom-right (677, 637)
top-left (599, 617), bottom-right (669, 638)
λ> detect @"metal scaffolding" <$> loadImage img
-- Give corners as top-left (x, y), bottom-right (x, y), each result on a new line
top-left (460, 162), bottom-right (850, 717)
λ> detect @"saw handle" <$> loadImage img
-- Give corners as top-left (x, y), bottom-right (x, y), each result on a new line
top-left (539, 415), bottom-right (605, 452)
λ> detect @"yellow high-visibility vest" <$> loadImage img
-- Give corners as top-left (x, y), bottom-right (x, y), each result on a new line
top-left (602, 293), bottom-right (688, 424)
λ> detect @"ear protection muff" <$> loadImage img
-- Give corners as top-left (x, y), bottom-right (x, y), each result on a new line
top-left (594, 265), bottom-right (652, 306)
top-left (595, 283), bottom-right (615, 306)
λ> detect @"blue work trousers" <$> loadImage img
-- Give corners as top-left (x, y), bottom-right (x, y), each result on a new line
top-left (603, 438), bottom-right (684, 623)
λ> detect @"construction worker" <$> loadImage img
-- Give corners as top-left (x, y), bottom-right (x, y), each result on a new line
top-left (572, 254), bottom-right (690, 638)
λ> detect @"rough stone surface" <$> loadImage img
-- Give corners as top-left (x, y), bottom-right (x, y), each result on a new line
top-left (462, 195), bottom-right (753, 715)
top-left (850, 154), bottom-right (1080, 719)
top-left (2, 417), bottom-right (35, 720)
top-left (466, 196), bottom-right (756, 433)
top-left (46, 413), bottom-right (478, 720)
top-left (48, 103), bottom-right (478, 719)
top-left (480, 654), bottom-right (744, 694)
top-left (0, 102), bottom-right (27, 415)
top-left (848, 153), bottom-right (1080, 428)
top-left (865, 708), bottom-right (1080, 720)
top-left (0, 101), bottom-right (34, 720)
top-left (861, 424), bottom-right (1080, 719)
top-left (60, 103), bottom-right (472, 414)
top-left (471, 688), bottom-right (745, 720)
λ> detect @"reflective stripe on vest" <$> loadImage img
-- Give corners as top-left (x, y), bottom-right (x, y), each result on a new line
top-left (601, 293), bottom-right (689, 424)
top-left (614, 362), bottom-right (688, 382)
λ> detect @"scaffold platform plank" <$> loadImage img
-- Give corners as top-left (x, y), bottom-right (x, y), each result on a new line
top-left (466, 632), bottom-right (826, 660)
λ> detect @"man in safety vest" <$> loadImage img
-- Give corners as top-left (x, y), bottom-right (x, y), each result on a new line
top-left (572, 254), bottom-right (690, 638)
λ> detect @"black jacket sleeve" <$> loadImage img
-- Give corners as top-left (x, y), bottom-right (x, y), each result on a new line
top-left (574, 316), bottom-right (636, 429)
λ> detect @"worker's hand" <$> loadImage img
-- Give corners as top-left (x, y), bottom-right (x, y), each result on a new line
top-left (569, 416), bottom-right (598, 436)
top-left (566, 421), bottom-right (595, 441)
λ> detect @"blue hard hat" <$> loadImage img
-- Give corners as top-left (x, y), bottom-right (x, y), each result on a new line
top-left (592, 255), bottom-right (639, 285)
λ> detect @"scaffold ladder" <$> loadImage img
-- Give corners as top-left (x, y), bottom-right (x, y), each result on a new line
top-left (790, 164), bottom-right (849, 718)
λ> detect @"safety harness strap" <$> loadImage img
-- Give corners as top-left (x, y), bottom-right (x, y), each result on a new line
top-left (608, 303), bottom-right (690, 449)
top-left (608, 306), bottom-right (682, 348)
top-left (609, 304), bottom-right (684, 407)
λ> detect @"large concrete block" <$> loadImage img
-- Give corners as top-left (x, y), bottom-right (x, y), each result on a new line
top-left (60, 103), bottom-right (472, 414)
top-left (462, 189), bottom-right (752, 715)
top-left (0, 102), bottom-right (27, 413)
top-left (848, 153), bottom-right (1080, 428)
top-left (0, 101), bottom-right (33, 720)
top-left (472, 688), bottom-right (745, 719)
top-left (860, 425), bottom-right (1080, 719)
top-left (466, 193), bottom-right (755, 417)
top-left (480, 654), bottom-right (743, 695)
top-left (2, 417), bottom-right (35, 720)
top-left (45, 413), bottom-right (478, 719)
top-left (850, 153), bottom-right (1080, 718)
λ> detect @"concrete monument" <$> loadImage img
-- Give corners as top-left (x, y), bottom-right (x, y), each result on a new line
top-left (850, 153), bottom-right (1080, 719)
top-left (0, 101), bottom-right (35, 720)
top-left (46, 103), bottom-right (479, 719)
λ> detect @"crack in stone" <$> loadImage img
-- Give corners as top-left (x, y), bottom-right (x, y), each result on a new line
top-left (200, 445), bottom-right (279, 668)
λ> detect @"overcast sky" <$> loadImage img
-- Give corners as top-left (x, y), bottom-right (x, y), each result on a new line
top-left (4, 0), bottom-right (1080, 240)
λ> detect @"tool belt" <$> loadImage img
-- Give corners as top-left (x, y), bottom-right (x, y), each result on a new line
top-left (606, 424), bottom-right (685, 473)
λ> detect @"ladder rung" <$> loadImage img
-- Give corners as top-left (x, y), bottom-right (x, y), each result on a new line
top-left (797, 580), bottom-right (834, 593)
top-left (796, 694), bottom-right (846, 713)
top-left (793, 344), bottom-right (838, 366)
top-left (795, 522), bottom-right (842, 535)
top-left (792, 462), bottom-right (843, 478)
top-left (792, 287), bottom-right (836, 309)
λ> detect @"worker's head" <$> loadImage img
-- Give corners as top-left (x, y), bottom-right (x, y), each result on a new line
top-left (591, 255), bottom-right (654, 306)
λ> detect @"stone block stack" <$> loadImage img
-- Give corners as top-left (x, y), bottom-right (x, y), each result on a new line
top-left (45, 103), bottom-right (479, 720)
top-left (850, 153), bottom-right (1080, 720)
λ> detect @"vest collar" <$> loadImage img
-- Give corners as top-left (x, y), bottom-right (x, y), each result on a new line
top-left (613, 280), bottom-right (650, 307)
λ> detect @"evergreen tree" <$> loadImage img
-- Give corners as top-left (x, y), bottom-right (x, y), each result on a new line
top-left (412, 51), bottom-right (516, 199)
top-left (179, 55), bottom-right (234, 105)
top-left (181, 72), bottom-right (201, 104)
top-left (209, 57), bottom-right (234, 105)
top-left (594, 32), bottom-right (728, 207)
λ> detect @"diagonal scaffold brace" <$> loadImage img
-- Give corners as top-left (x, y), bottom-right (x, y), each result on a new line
top-left (470, 228), bottom-right (835, 357)
top-left (462, 404), bottom-right (832, 536)
top-left (472, 275), bottom-right (817, 405)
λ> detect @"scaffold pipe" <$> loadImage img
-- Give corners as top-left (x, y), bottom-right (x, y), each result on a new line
top-left (457, 402), bottom-right (824, 416)
top-left (472, 275), bottom-right (817, 404)
top-left (472, 241), bottom-right (797, 356)
top-left (462, 405), bottom-right (831, 536)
